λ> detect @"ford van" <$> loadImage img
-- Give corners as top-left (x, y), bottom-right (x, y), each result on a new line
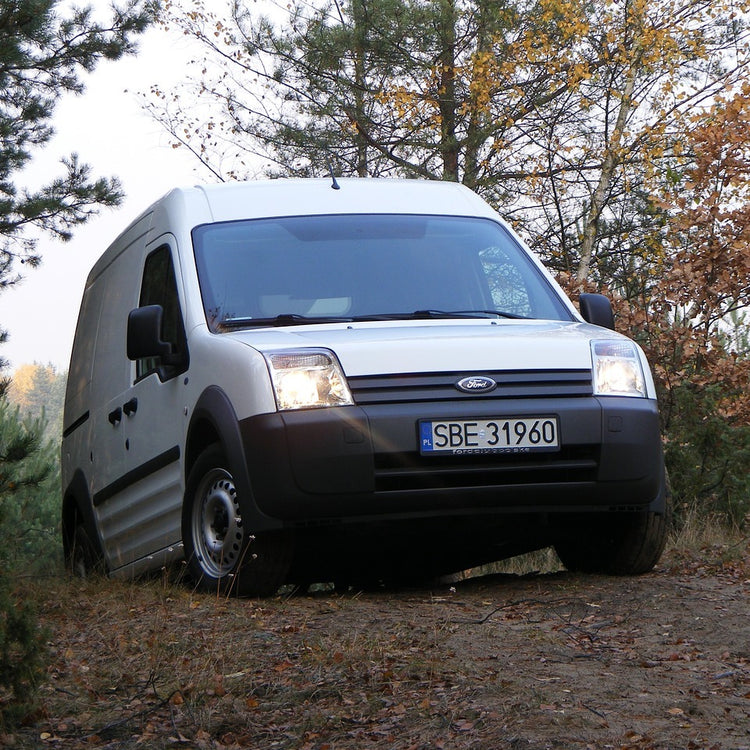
top-left (61, 178), bottom-right (670, 595)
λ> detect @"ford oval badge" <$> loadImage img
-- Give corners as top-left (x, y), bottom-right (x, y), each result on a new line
top-left (456, 376), bottom-right (497, 394)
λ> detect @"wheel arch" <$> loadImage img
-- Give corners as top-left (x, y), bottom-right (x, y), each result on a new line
top-left (186, 386), bottom-right (282, 533)
top-left (61, 469), bottom-right (104, 567)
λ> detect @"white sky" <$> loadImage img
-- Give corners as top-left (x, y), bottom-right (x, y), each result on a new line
top-left (0, 6), bottom-right (209, 373)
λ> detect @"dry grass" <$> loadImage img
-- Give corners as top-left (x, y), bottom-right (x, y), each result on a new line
top-left (4, 514), bottom-right (748, 749)
top-left (667, 506), bottom-right (749, 570)
top-left (454, 546), bottom-right (565, 580)
top-left (470, 510), bottom-right (750, 580)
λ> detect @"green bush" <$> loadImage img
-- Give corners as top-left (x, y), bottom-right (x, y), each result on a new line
top-left (0, 397), bottom-right (57, 727)
top-left (0, 401), bottom-right (61, 572)
top-left (664, 384), bottom-right (750, 529)
top-left (0, 574), bottom-right (48, 728)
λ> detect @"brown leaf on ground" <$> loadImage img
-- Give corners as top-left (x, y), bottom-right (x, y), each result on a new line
top-left (8, 543), bottom-right (750, 749)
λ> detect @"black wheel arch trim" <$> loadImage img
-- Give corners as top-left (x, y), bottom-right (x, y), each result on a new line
top-left (62, 468), bottom-right (106, 566)
top-left (187, 386), bottom-right (283, 533)
top-left (646, 459), bottom-right (669, 516)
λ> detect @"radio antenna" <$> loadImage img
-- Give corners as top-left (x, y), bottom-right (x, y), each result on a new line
top-left (326, 159), bottom-right (341, 190)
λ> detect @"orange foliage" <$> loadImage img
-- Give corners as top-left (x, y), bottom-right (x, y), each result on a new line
top-left (573, 93), bottom-right (750, 425)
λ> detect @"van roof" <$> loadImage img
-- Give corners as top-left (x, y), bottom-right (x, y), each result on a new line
top-left (87, 178), bottom-right (503, 285)
top-left (175, 177), bottom-right (499, 224)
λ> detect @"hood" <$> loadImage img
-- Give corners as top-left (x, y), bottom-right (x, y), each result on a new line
top-left (226, 319), bottom-right (622, 376)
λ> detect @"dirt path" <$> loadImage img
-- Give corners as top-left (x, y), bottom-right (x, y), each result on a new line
top-left (433, 567), bottom-right (750, 749)
top-left (9, 547), bottom-right (750, 749)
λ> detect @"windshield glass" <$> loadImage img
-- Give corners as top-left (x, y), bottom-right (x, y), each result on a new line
top-left (192, 214), bottom-right (572, 331)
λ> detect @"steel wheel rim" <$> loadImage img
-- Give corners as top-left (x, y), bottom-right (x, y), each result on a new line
top-left (192, 467), bottom-right (244, 577)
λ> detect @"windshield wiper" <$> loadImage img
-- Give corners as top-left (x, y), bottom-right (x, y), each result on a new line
top-left (219, 309), bottom-right (525, 329)
top-left (220, 313), bottom-right (354, 328)
top-left (414, 309), bottom-right (525, 319)
top-left (351, 309), bottom-right (525, 321)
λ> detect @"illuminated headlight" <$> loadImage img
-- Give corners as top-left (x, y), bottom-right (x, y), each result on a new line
top-left (264, 349), bottom-right (353, 410)
top-left (591, 340), bottom-right (647, 397)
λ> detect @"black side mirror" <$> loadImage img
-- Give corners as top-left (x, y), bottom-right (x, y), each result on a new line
top-left (579, 293), bottom-right (615, 330)
top-left (127, 305), bottom-right (173, 361)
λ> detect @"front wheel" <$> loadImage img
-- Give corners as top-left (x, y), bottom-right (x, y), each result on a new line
top-left (182, 444), bottom-right (292, 597)
top-left (555, 472), bottom-right (672, 575)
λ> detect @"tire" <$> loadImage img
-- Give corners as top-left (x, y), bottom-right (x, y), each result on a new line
top-left (68, 518), bottom-right (105, 579)
top-left (182, 444), bottom-right (293, 597)
top-left (555, 470), bottom-right (672, 575)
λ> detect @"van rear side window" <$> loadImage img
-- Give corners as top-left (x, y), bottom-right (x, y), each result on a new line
top-left (136, 245), bottom-right (187, 380)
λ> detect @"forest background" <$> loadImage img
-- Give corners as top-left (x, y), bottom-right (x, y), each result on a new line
top-left (1, 0), bottom-right (750, 727)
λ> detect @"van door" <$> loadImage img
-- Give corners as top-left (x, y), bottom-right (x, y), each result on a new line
top-left (95, 238), bottom-right (190, 572)
top-left (88, 239), bottom-right (144, 567)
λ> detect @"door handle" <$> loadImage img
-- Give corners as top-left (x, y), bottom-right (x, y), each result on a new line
top-left (108, 407), bottom-right (122, 426)
top-left (123, 398), bottom-right (138, 417)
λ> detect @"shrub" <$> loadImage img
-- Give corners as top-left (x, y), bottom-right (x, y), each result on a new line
top-left (664, 383), bottom-right (750, 529)
top-left (0, 574), bottom-right (47, 728)
top-left (0, 397), bottom-right (56, 727)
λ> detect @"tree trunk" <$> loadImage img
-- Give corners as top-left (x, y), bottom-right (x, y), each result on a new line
top-left (576, 48), bottom-right (642, 284)
top-left (437, 0), bottom-right (459, 181)
top-left (464, 2), bottom-right (492, 190)
top-left (351, 0), bottom-right (369, 177)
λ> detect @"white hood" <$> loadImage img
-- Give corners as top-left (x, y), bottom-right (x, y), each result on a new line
top-left (227, 319), bottom-right (625, 376)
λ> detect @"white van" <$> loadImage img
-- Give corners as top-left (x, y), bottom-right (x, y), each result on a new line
top-left (61, 178), bottom-right (669, 595)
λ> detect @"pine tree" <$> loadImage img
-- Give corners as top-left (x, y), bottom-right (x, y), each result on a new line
top-left (0, 396), bottom-right (54, 726)
top-left (8, 363), bottom-right (66, 441)
top-left (0, 0), bottom-right (155, 725)
top-left (0, 0), bottom-right (155, 364)
top-left (153, 0), bottom-right (749, 293)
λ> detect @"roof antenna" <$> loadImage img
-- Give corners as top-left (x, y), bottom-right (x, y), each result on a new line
top-left (326, 159), bottom-right (341, 190)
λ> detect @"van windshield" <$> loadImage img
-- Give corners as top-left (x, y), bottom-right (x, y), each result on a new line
top-left (191, 214), bottom-right (573, 331)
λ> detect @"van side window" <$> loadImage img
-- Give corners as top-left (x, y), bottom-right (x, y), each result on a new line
top-left (136, 245), bottom-right (187, 380)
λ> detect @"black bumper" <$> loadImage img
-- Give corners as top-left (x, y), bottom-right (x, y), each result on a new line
top-left (240, 396), bottom-right (664, 524)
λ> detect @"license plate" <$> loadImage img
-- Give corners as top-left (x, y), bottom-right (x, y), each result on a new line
top-left (419, 416), bottom-right (559, 455)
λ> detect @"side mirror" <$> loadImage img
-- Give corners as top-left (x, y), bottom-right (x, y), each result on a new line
top-left (579, 293), bottom-right (615, 331)
top-left (127, 305), bottom-right (173, 361)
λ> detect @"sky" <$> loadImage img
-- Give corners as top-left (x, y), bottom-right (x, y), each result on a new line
top-left (0, 6), bottom-right (209, 372)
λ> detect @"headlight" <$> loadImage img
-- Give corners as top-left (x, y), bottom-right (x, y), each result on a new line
top-left (264, 349), bottom-right (353, 410)
top-left (591, 340), bottom-right (647, 397)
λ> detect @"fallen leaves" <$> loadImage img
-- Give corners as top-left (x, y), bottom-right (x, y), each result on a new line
top-left (13, 553), bottom-right (750, 749)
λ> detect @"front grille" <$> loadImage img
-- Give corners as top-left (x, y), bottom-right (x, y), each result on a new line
top-left (349, 369), bottom-right (592, 405)
top-left (349, 369), bottom-right (597, 493)
top-left (373, 445), bottom-right (599, 492)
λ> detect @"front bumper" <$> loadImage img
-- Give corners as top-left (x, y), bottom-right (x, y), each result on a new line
top-left (240, 394), bottom-right (664, 524)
